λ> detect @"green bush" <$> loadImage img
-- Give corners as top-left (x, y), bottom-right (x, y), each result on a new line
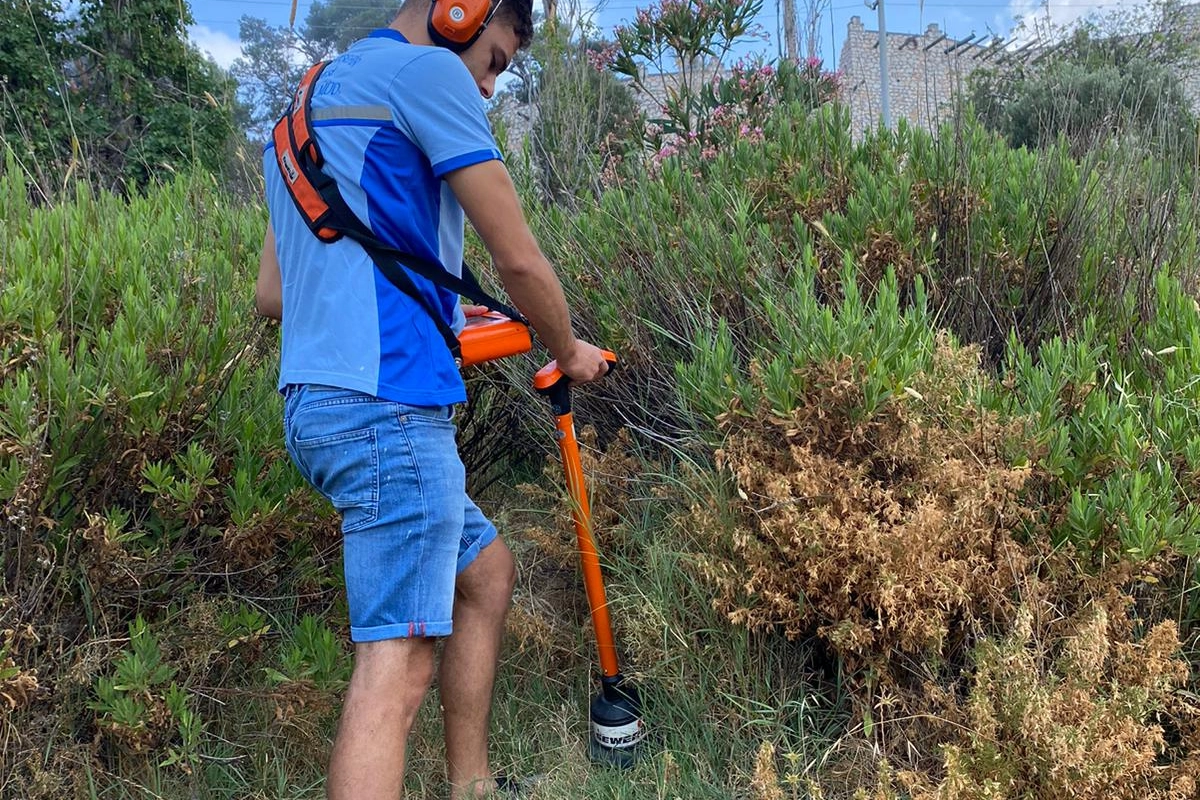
top-left (518, 98), bottom-right (1198, 451)
top-left (970, 7), bottom-right (1199, 162)
top-left (0, 160), bottom-right (333, 792)
top-left (518, 27), bottom-right (642, 206)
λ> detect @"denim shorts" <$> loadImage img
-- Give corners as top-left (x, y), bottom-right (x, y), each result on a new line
top-left (282, 384), bottom-right (497, 642)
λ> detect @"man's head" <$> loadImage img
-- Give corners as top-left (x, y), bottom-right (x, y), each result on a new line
top-left (395, 0), bottom-right (533, 50)
top-left (396, 0), bottom-right (533, 98)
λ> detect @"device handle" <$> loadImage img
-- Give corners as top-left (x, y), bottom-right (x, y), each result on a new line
top-left (533, 350), bottom-right (617, 415)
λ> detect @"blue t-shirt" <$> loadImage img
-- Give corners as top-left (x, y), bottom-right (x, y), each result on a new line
top-left (263, 28), bottom-right (502, 405)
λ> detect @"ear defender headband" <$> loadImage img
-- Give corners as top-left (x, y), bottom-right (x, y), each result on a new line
top-left (427, 0), bottom-right (502, 52)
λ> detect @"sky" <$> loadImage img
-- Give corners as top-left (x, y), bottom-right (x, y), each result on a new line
top-left (185, 0), bottom-right (1159, 72)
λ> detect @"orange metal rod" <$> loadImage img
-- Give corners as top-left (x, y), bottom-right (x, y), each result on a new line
top-left (553, 410), bottom-right (621, 679)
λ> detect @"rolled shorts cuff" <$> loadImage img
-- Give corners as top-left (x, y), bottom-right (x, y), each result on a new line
top-left (457, 523), bottom-right (498, 575)
top-left (351, 620), bottom-right (454, 642)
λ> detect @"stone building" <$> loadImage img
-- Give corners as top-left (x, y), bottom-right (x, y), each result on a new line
top-left (836, 16), bottom-right (1021, 137)
top-left (837, 4), bottom-right (1200, 138)
top-left (1178, 3), bottom-right (1200, 112)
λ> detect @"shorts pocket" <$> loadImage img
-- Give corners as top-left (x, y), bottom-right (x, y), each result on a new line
top-left (292, 426), bottom-right (379, 534)
top-left (396, 404), bottom-right (456, 430)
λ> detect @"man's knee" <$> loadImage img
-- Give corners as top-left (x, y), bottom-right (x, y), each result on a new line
top-left (458, 539), bottom-right (515, 607)
top-left (350, 637), bottom-right (437, 713)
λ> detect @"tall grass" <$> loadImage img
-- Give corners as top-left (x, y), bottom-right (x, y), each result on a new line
top-left (4, 44), bottom-right (1200, 796)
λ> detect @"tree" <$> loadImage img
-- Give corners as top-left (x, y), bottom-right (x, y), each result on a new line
top-left (304, 0), bottom-right (396, 56)
top-left (521, 27), bottom-right (641, 205)
top-left (0, 0), bottom-right (75, 176)
top-left (72, 0), bottom-right (241, 189)
top-left (230, 18), bottom-right (317, 139)
top-left (970, 0), bottom-right (1198, 160)
top-left (231, 0), bottom-right (396, 139)
top-left (1, 0), bottom-right (244, 193)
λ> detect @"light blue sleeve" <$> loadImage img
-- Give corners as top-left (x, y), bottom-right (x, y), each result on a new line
top-left (389, 49), bottom-right (503, 177)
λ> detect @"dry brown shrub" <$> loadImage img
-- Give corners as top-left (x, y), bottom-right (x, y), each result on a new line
top-left (269, 678), bottom-right (336, 727)
top-left (517, 426), bottom-right (642, 569)
top-left (2, 447), bottom-right (52, 549)
top-left (504, 591), bottom-right (564, 655)
top-left (0, 324), bottom-right (40, 384)
top-left (0, 654), bottom-right (39, 711)
top-left (859, 228), bottom-right (915, 290)
top-left (746, 157), bottom-right (851, 228)
top-left (98, 693), bottom-right (175, 754)
top-left (695, 334), bottom-right (1200, 795)
top-left (892, 608), bottom-right (1196, 800)
top-left (911, 180), bottom-right (984, 234)
top-left (222, 508), bottom-right (291, 567)
top-left (78, 510), bottom-right (139, 592)
top-left (697, 339), bottom-right (1033, 679)
top-left (2, 742), bottom-right (93, 800)
top-left (750, 739), bottom-right (785, 800)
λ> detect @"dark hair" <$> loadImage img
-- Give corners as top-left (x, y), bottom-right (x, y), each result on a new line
top-left (492, 0), bottom-right (534, 50)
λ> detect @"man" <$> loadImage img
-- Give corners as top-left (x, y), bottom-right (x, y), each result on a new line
top-left (254, 0), bottom-right (610, 797)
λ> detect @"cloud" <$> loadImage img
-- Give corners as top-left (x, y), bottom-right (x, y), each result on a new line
top-left (1006, 0), bottom-right (1155, 41)
top-left (188, 24), bottom-right (243, 69)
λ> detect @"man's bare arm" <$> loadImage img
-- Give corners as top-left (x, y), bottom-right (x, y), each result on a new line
top-left (256, 225), bottom-right (283, 320)
top-left (446, 160), bottom-right (608, 382)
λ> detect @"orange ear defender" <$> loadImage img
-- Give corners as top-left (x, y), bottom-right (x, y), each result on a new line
top-left (427, 0), bottom-right (500, 52)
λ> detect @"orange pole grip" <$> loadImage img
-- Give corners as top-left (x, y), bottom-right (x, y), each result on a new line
top-left (554, 411), bottom-right (621, 679)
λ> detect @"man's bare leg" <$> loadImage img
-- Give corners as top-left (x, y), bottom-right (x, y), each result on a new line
top-left (327, 637), bottom-right (437, 800)
top-left (441, 539), bottom-right (516, 799)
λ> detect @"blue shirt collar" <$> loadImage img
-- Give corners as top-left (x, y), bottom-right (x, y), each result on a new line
top-left (368, 28), bottom-right (409, 44)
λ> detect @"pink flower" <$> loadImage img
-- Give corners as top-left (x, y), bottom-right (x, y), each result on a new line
top-left (586, 44), bottom-right (619, 72)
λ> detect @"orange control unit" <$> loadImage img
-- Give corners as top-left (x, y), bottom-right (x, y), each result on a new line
top-left (457, 312), bottom-right (532, 367)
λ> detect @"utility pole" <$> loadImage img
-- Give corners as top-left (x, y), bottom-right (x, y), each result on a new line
top-left (783, 0), bottom-right (798, 61)
top-left (872, 0), bottom-right (891, 128)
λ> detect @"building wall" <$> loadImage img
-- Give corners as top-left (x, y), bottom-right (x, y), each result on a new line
top-left (1180, 4), bottom-right (1200, 114)
top-left (837, 16), bottom-right (1013, 137)
top-left (838, 5), bottom-right (1200, 138)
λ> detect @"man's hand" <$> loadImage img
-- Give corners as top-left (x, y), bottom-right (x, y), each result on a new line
top-left (557, 339), bottom-right (610, 384)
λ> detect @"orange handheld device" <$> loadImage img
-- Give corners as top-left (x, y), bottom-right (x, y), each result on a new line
top-left (457, 312), bottom-right (533, 367)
